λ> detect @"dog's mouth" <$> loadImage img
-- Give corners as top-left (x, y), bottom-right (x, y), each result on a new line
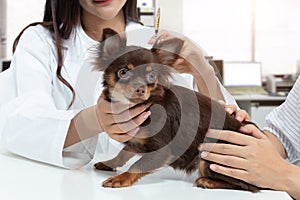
top-left (109, 85), bottom-right (151, 104)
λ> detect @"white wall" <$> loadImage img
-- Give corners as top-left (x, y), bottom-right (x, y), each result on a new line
top-left (5, 0), bottom-right (300, 76)
top-left (6, 0), bottom-right (44, 58)
top-left (183, 0), bottom-right (253, 61)
top-left (255, 0), bottom-right (300, 75)
top-left (181, 0), bottom-right (300, 76)
top-left (156, 0), bottom-right (183, 33)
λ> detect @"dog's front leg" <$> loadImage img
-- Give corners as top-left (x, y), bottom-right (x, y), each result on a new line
top-left (94, 146), bottom-right (136, 171)
top-left (102, 150), bottom-right (172, 188)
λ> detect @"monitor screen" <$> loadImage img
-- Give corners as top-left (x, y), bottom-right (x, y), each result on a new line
top-left (223, 61), bottom-right (262, 87)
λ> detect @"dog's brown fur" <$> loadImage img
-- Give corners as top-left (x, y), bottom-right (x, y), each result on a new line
top-left (93, 28), bottom-right (259, 192)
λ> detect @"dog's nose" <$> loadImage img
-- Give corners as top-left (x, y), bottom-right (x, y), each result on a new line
top-left (135, 86), bottom-right (145, 96)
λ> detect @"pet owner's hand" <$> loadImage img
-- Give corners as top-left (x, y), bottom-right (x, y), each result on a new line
top-left (95, 94), bottom-right (151, 143)
top-left (199, 104), bottom-right (300, 199)
top-left (149, 31), bottom-right (224, 100)
top-left (200, 125), bottom-right (300, 198)
top-left (200, 125), bottom-right (286, 189)
top-left (218, 100), bottom-right (251, 122)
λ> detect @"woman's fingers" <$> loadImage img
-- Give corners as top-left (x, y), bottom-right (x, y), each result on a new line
top-left (218, 101), bottom-right (251, 122)
top-left (218, 101), bottom-right (239, 117)
top-left (217, 100), bottom-right (226, 106)
top-left (109, 128), bottom-right (139, 143)
top-left (109, 111), bottom-right (151, 133)
top-left (148, 30), bottom-right (205, 75)
top-left (239, 124), bottom-right (265, 139)
top-left (224, 104), bottom-right (238, 115)
top-left (104, 111), bottom-right (150, 143)
top-left (112, 103), bottom-right (151, 123)
top-left (206, 125), bottom-right (264, 146)
top-left (103, 111), bottom-right (150, 143)
top-left (205, 129), bottom-right (254, 146)
top-left (148, 30), bottom-right (172, 45)
top-left (209, 164), bottom-right (249, 181)
top-left (96, 94), bottom-right (152, 143)
top-left (200, 151), bottom-right (248, 170)
top-left (226, 105), bottom-right (251, 122)
top-left (235, 109), bottom-right (251, 122)
top-left (199, 143), bottom-right (246, 159)
top-left (100, 100), bottom-right (136, 114)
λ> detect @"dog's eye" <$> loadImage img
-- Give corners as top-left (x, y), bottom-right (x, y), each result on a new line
top-left (117, 68), bottom-right (131, 80)
top-left (146, 71), bottom-right (157, 83)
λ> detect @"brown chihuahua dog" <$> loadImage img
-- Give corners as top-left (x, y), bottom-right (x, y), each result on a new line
top-left (93, 28), bottom-right (259, 192)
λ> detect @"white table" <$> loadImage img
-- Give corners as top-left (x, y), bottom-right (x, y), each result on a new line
top-left (233, 94), bottom-right (286, 128)
top-left (0, 148), bottom-right (292, 200)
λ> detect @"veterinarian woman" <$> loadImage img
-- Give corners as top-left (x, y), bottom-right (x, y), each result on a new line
top-left (200, 75), bottom-right (300, 199)
top-left (0, 0), bottom-right (235, 169)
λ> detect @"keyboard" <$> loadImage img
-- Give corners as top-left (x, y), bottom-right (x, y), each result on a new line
top-left (226, 86), bottom-right (269, 95)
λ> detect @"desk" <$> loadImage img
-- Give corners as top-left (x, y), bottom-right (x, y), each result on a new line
top-left (0, 148), bottom-right (292, 200)
top-left (234, 94), bottom-right (286, 102)
top-left (234, 94), bottom-right (286, 128)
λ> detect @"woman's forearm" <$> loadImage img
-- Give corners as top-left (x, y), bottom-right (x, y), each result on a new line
top-left (64, 105), bottom-right (103, 148)
top-left (263, 130), bottom-right (299, 199)
top-left (264, 130), bottom-right (287, 159)
top-left (278, 163), bottom-right (300, 200)
top-left (192, 63), bottom-right (224, 100)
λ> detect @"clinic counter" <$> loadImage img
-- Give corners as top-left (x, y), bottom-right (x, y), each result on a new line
top-left (233, 94), bottom-right (286, 127)
top-left (233, 94), bottom-right (286, 102)
top-left (0, 148), bottom-right (292, 200)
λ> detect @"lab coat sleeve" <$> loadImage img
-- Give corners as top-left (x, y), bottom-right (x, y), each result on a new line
top-left (168, 72), bottom-right (236, 107)
top-left (0, 26), bottom-right (94, 169)
top-left (218, 79), bottom-right (238, 106)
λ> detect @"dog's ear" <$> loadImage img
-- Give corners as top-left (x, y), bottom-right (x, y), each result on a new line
top-left (151, 38), bottom-right (184, 66)
top-left (102, 28), bottom-right (127, 56)
top-left (94, 28), bottom-right (127, 71)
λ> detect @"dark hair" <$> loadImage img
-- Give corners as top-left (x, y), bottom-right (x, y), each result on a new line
top-left (13, 0), bottom-right (140, 108)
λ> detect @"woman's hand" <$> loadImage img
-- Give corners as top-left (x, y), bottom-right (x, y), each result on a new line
top-left (219, 101), bottom-right (251, 122)
top-left (200, 124), bottom-right (291, 191)
top-left (96, 95), bottom-right (151, 143)
top-left (149, 31), bottom-right (224, 100)
top-left (149, 31), bottom-right (208, 74)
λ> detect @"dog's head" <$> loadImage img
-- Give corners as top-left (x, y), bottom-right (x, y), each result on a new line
top-left (94, 28), bottom-right (184, 104)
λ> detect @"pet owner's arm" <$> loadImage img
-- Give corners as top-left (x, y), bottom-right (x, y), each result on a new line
top-left (64, 95), bottom-right (151, 147)
top-left (200, 104), bottom-right (300, 199)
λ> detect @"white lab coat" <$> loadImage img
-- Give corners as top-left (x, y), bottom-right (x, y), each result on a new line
top-left (0, 22), bottom-right (236, 169)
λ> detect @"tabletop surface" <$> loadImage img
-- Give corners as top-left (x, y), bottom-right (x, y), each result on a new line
top-left (0, 148), bottom-right (292, 200)
top-left (233, 94), bottom-right (286, 101)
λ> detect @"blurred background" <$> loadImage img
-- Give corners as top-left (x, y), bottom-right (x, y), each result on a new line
top-left (1, 0), bottom-right (300, 76)
top-left (0, 0), bottom-right (299, 127)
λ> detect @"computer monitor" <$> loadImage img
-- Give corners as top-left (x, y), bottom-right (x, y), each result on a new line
top-left (223, 61), bottom-right (262, 87)
top-left (0, 59), bottom-right (11, 72)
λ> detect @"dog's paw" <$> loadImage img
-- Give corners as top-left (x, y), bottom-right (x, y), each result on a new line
top-left (194, 177), bottom-right (221, 189)
top-left (94, 162), bottom-right (116, 171)
top-left (102, 173), bottom-right (134, 188)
